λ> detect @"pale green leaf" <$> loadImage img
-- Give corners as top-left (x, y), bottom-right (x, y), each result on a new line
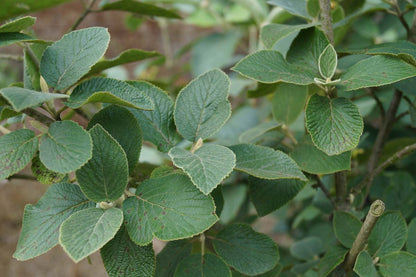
top-left (0, 87), bottom-right (68, 112)
top-left (66, 77), bottom-right (154, 110)
top-left (39, 121), bottom-right (92, 174)
top-left (354, 251), bottom-right (377, 277)
top-left (59, 207), bottom-right (123, 263)
top-left (229, 144), bottom-right (306, 180)
top-left (0, 16), bottom-right (36, 33)
top-left (260, 23), bottom-right (317, 49)
top-left (319, 44), bottom-right (338, 79)
top-left (174, 69), bottom-right (231, 142)
top-left (0, 129), bottom-right (38, 180)
top-left (123, 173), bottom-right (218, 245)
top-left (174, 253), bottom-right (231, 277)
top-left (379, 251), bottom-right (416, 277)
top-left (333, 211), bottom-right (362, 248)
top-left (76, 124), bottom-right (128, 202)
top-left (40, 27), bottom-right (110, 90)
top-left (407, 218), bottom-right (416, 255)
top-left (155, 240), bottom-right (192, 277)
top-left (101, 226), bottom-right (155, 277)
top-left (268, 0), bottom-right (311, 19)
top-left (31, 155), bottom-right (65, 185)
top-left (290, 237), bottom-right (324, 261)
top-left (213, 224), bottom-right (279, 275)
top-left (13, 182), bottom-right (94, 260)
top-left (101, 0), bottom-right (181, 19)
top-left (239, 122), bottom-right (281, 143)
top-left (306, 94), bottom-right (363, 155)
top-left (0, 0), bottom-right (72, 22)
top-left (272, 83), bottom-right (308, 124)
top-left (317, 245), bottom-right (348, 277)
top-left (169, 145), bottom-right (235, 195)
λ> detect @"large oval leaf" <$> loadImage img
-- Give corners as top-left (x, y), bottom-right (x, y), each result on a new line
top-left (333, 211), bottom-right (362, 248)
top-left (379, 251), bottom-right (416, 277)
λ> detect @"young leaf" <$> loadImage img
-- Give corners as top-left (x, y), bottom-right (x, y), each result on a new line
top-left (66, 77), bottom-right (154, 110)
top-left (60, 207), bottom-right (123, 263)
top-left (0, 16), bottom-right (36, 32)
top-left (333, 211), bottom-right (362, 248)
top-left (229, 144), bottom-right (306, 180)
top-left (174, 69), bottom-right (231, 142)
top-left (123, 173), bottom-right (218, 245)
top-left (318, 44), bottom-right (338, 79)
top-left (368, 211), bottom-right (407, 258)
top-left (272, 83), bottom-right (308, 124)
top-left (249, 177), bottom-right (306, 216)
top-left (40, 27), bottom-right (110, 90)
top-left (306, 94), bottom-right (363, 155)
top-left (88, 105), bottom-right (142, 173)
top-left (212, 224), bottom-right (279, 275)
top-left (155, 240), bottom-right (192, 277)
top-left (290, 136), bottom-right (351, 174)
top-left (268, 0), bottom-right (311, 19)
top-left (127, 81), bottom-right (180, 152)
top-left (379, 252), bottom-right (416, 277)
top-left (174, 253), bottom-right (231, 277)
top-left (13, 182), bottom-right (94, 260)
top-left (290, 237), bottom-right (324, 261)
top-left (353, 251), bottom-right (377, 277)
top-left (0, 87), bottom-right (68, 112)
top-left (101, 0), bottom-right (181, 19)
top-left (317, 245), bottom-right (348, 277)
top-left (0, 129), bottom-right (38, 180)
top-left (76, 124), bottom-right (128, 202)
top-left (260, 23), bottom-right (317, 49)
top-left (39, 121), bottom-right (92, 173)
top-left (169, 145), bottom-right (235, 195)
top-left (407, 218), bottom-right (416, 255)
top-left (31, 155), bottom-right (65, 185)
top-left (101, 226), bottom-right (155, 277)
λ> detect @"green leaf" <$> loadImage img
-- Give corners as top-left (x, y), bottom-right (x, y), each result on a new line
top-left (247, 83), bottom-right (279, 98)
top-left (0, 0), bottom-right (72, 22)
top-left (101, 226), bottom-right (155, 277)
top-left (31, 155), bottom-right (65, 185)
top-left (307, 0), bottom-right (320, 17)
top-left (155, 240), bottom-right (192, 277)
top-left (168, 145), bottom-right (235, 195)
top-left (174, 253), bottom-right (231, 277)
top-left (272, 83), bottom-right (308, 124)
top-left (76, 124), bottom-right (128, 202)
top-left (88, 105), bottom-right (141, 173)
top-left (268, 0), bottom-right (311, 19)
top-left (123, 173), bottom-right (218, 245)
top-left (353, 251), bottom-right (377, 277)
top-left (220, 185), bottom-right (247, 224)
top-left (0, 16), bottom-right (36, 32)
top-left (127, 81), bottom-right (180, 152)
top-left (174, 69), bottom-right (231, 142)
top-left (229, 144), bottom-right (306, 180)
top-left (379, 251), bottom-right (416, 277)
top-left (317, 245), bottom-right (348, 277)
top-left (249, 177), bottom-right (306, 216)
top-left (0, 32), bottom-right (43, 47)
top-left (368, 211), bottom-right (407, 258)
top-left (306, 94), bottom-right (363, 155)
top-left (232, 50), bottom-right (315, 85)
top-left (13, 182), bottom-right (94, 260)
top-left (0, 129), bottom-right (38, 180)
top-left (407, 218), bottom-right (416, 255)
top-left (290, 237), bottom-right (324, 261)
top-left (290, 136), bottom-right (351, 174)
top-left (88, 49), bottom-right (161, 76)
top-left (319, 44), bottom-right (338, 79)
top-left (60, 207), bottom-right (123, 263)
top-left (66, 77), bottom-right (154, 110)
top-left (0, 87), bottom-right (68, 112)
top-left (260, 23), bottom-right (317, 49)
top-left (39, 121), bottom-right (92, 174)
top-left (339, 56), bottom-right (416, 91)
top-left (333, 211), bottom-right (362, 248)
top-left (40, 27), bottom-right (110, 90)
top-left (0, 106), bottom-right (20, 121)
top-left (213, 224), bottom-right (279, 275)
top-left (101, 0), bottom-right (181, 19)
top-left (23, 43), bottom-right (48, 91)
top-left (239, 122), bottom-right (282, 143)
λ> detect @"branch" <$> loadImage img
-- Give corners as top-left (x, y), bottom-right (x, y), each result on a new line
top-left (319, 0), bottom-right (334, 44)
top-left (69, 0), bottom-right (97, 31)
top-left (335, 171), bottom-right (348, 210)
top-left (344, 200), bottom-right (385, 273)
top-left (313, 175), bottom-right (336, 208)
top-left (7, 173), bottom-right (37, 181)
top-left (409, 9), bottom-right (416, 43)
top-left (367, 89), bottom-right (385, 119)
top-left (391, 1), bottom-right (410, 37)
top-left (22, 108), bottom-right (55, 126)
top-left (372, 142), bottom-right (416, 178)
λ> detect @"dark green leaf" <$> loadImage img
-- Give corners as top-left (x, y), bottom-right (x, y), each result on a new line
top-left (407, 218), bottom-right (416, 255)
top-left (101, 0), bottom-right (181, 19)
top-left (0, 0), bottom-right (72, 22)
top-left (268, 0), bottom-right (311, 19)
top-left (0, 32), bottom-right (43, 47)
top-left (272, 83), bottom-right (308, 124)
top-left (239, 122), bottom-right (281, 144)
top-left (0, 106), bottom-right (20, 121)
top-left (155, 240), bottom-right (192, 277)
top-left (317, 245), bottom-right (348, 277)
top-left (290, 237), bottom-right (324, 261)
top-left (379, 251), bottom-right (416, 277)
top-left (260, 23), bottom-right (317, 49)
top-left (174, 253), bottom-right (231, 277)
top-left (353, 251), bottom-right (377, 277)
top-left (333, 211), bottom-right (362, 248)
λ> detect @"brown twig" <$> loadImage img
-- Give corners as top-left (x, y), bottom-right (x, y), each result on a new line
top-left (69, 0), bottom-right (97, 31)
top-left (313, 175), bottom-right (336, 208)
top-left (22, 108), bottom-right (55, 126)
top-left (319, 0), bottom-right (334, 44)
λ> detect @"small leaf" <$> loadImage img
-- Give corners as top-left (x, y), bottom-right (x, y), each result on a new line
top-left (272, 83), bottom-right (308, 124)
top-left (317, 245), bottom-right (348, 277)
top-left (59, 207), bottom-right (123, 263)
top-left (31, 155), bottom-right (65, 185)
top-left (0, 32), bottom-right (43, 47)
top-left (407, 218), bottom-right (416, 255)
top-left (169, 145), bottom-right (235, 195)
top-left (354, 251), bottom-right (377, 277)
top-left (13, 182), bottom-right (94, 260)
top-left (379, 251), bottom-right (416, 277)
top-left (88, 105), bottom-right (142, 173)
top-left (229, 144), bottom-right (306, 180)
top-left (260, 23), bottom-right (317, 49)
top-left (123, 173), bottom-right (218, 245)
top-left (76, 124), bottom-right (128, 202)
top-left (0, 106), bottom-right (20, 121)
top-left (319, 44), bottom-right (338, 79)
top-left (0, 129), bottom-right (38, 180)
top-left (249, 176), bottom-right (306, 216)
top-left (0, 87), bottom-right (68, 112)
top-left (333, 211), bottom-right (362, 248)
top-left (174, 253), bottom-right (231, 277)
top-left (101, 226), bottom-right (155, 277)
top-left (290, 237), bottom-right (324, 261)
top-left (174, 69), bottom-right (231, 142)
top-left (368, 211), bottom-right (407, 258)
top-left (40, 27), bottom-right (110, 90)
top-left (306, 94), bottom-right (363, 155)
top-left (239, 121), bottom-right (281, 143)
top-left (0, 16), bottom-right (36, 32)
top-left (101, 0), bottom-right (181, 19)
top-left (39, 121), bottom-right (92, 174)
top-left (66, 77), bottom-right (154, 110)
top-left (155, 240), bottom-right (192, 277)
top-left (212, 224), bottom-right (279, 275)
